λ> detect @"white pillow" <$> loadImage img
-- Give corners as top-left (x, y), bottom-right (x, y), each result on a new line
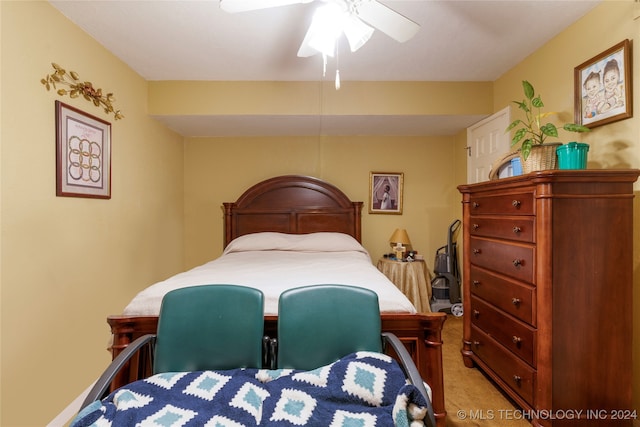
top-left (223, 232), bottom-right (367, 255)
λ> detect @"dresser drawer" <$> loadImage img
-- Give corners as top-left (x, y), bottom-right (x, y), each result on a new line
top-left (469, 237), bottom-right (534, 284)
top-left (469, 217), bottom-right (535, 243)
top-left (469, 192), bottom-right (534, 216)
top-left (470, 266), bottom-right (535, 325)
top-left (470, 325), bottom-right (535, 406)
top-left (470, 296), bottom-right (536, 366)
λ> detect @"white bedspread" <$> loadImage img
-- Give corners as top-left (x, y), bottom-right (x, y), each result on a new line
top-left (123, 232), bottom-right (417, 316)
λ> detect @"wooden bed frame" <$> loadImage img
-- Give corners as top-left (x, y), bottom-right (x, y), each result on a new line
top-left (107, 175), bottom-right (447, 426)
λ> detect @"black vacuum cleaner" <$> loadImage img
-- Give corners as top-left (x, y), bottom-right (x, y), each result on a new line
top-left (430, 219), bottom-right (463, 316)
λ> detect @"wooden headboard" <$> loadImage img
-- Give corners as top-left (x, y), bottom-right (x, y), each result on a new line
top-left (223, 175), bottom-right (363, 247)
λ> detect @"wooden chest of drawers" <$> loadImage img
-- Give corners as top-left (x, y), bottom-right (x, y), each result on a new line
top-left (458, 170), bottom-right (639, 427)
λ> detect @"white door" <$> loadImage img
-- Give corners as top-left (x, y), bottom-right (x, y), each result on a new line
top-left (466, 107), bottom-right (511, 184)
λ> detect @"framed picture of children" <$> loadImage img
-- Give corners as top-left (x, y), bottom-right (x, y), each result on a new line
top-left (369, 172), bottom-right (403, 214)
top-left (574, 39), bottom-right (632, 128)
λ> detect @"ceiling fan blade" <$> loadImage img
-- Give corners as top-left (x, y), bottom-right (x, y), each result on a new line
top-left (220, 0), bottom-right (312, 14)
top-left (356, 0), bottom-right (420, 43)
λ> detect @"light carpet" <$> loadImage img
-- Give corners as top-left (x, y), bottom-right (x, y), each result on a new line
top-left (442, 315), bottom-right (531, 427)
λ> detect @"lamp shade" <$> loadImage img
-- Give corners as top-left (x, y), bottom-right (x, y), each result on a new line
top-left (389, 228), bottom-right (411, 246)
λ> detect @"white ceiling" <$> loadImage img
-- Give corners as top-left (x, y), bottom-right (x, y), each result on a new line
top-left (50, 0), bottom-right (600, 137)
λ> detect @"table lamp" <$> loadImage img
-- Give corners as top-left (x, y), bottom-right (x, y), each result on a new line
top-left (389, 228), bottom-right (411, 259)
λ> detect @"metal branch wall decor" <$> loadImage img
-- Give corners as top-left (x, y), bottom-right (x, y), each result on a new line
top-left (41, 63), bottom-right (124, 120)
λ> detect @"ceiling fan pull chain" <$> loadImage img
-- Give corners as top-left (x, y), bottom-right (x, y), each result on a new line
top-left (322, 53), bottom-right (327, 77)
top-left (335, 42), bottom-right (340, 90)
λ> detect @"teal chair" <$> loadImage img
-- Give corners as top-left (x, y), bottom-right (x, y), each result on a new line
top-left (80, 285), bottom-right (264, 409)
top-left (276, 284), bottom-right (437, 427)
top-left (277, 284), bottom-right (382, 369)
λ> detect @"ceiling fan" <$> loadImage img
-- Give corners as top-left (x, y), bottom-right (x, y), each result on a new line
top-left (219, 0), bottom-right (420, 58)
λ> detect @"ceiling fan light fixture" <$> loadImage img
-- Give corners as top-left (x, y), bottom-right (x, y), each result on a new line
top-left (221, 0), bottom-right (420, 89)
top-left (305, 2), bottom-right (345, 57)
top-left (222, 0), bottom-right (420, 57)
top-left (342, 13), bottom-right (374, 52)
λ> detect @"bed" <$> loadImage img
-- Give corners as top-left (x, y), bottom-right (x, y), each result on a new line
top-left (106, 175), bottom-right (447, 426)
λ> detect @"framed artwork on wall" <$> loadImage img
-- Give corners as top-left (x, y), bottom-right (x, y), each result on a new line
top-left (369, 172), bottom-right (403, 214)
top-left (56, 101), bottom-right (111, 199)
top-left (574, 39), bottom-right (632, 128)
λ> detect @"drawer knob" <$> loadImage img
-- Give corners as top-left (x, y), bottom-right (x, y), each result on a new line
top-left (473, 341), bottom-right (481, 347)
top-left (473, 309), bottom-right (480, 318)
top-left (512, 336), bottom-right (522, 345)
top-left (472, 202), bottom-right (480, 208)
top-left (512, 200), bottom-right (521, 208)
top-left (512, 298), bottom-right (521, 306)
top-left (513, 375), bottom-right (522, 385)
top-left (512, 259), bottom-right (523, 267)
top-left (472, 248), bottom-right (481, 255)
top-left (472, 280), bottom-right (480, 287)
top-left (472, 223), bottom-right (480, 230)
top-left (513, 226), bottom-right (521, 234)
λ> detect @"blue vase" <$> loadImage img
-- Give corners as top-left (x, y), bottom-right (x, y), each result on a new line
top-left (510, 157), bottom-right (523, 176)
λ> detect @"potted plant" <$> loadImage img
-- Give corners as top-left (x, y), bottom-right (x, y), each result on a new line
top-left (505, 80), bottom-right (590, 172)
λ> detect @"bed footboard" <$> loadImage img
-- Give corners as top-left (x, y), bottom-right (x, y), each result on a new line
top-left (107, 312), bottom-right (447, 426)
top-left (378, 313), bottom-right (447, 427)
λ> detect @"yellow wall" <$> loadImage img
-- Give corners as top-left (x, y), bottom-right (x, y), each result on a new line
top-left (1, 2), bottom-right (185, 425)
top-left (183, 135), bottom-right (461, 269)
top-left (148, 80), bottom-right (493, 116)
top-left (494, 0), bottom-right (640, 413)
top-left (494, 2), bottom-right (639, 170)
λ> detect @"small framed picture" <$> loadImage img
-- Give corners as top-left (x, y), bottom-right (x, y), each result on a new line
top-left (574, 39), bottom-right (632, 128)
top-left (56, 101), bottom-right (111, 199)
top-left (369, 172), bottom-right (403, 214)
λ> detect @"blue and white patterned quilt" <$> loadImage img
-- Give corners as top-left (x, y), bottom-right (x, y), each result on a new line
top-left (71, 351), bottom-right (430, 427)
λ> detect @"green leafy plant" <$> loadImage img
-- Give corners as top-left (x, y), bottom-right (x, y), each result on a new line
top-left (505, 80), bottom-right (589, 160)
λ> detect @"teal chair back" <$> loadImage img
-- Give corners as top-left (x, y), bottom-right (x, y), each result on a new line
top-left (153, 285), bottom-right (264, 373)
top-left (277, 284), bottom-right (382, 370)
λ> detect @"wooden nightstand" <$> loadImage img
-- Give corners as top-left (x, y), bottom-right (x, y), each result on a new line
top-left (376, 258), bottom-right (432, 313)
